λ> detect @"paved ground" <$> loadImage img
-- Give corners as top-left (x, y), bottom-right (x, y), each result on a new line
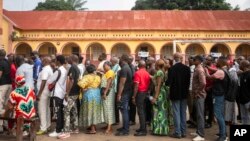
top-left (0, 122), bottom-right (224, 141)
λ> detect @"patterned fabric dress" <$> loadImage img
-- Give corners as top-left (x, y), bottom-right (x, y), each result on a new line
top-left (151, 70), bottom-right (172, 135)
top-left (101, 70), bottom-right (116, 125)
top-left (77, 74), bottom-right (103, 127)
top-left (9, 86), bottom-right (36, 119)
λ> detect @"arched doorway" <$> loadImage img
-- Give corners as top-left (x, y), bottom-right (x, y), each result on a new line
top-left (14, 43), bottom-right (32, 57)
top-left (86, 43), bottom-right (106, 63)
top-left (62, 42), bottom-right (81, 56)
top-left (210, 43), bottom-right (230, 57)
top-left (236, 43), bottom-right (250, 59)
top-left (38, 42), bottom-right (57, 56)
top-left (111, 43), bottom-right (130, 57)
top-left (185, 43), bottom-right (205, 57)
top-left (161, 43), bottom-right (181, 59)
top-left (135, 43), bottom-right (155, 59)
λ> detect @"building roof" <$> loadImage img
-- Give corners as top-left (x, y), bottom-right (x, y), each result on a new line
top-left (3, 10), bottom-right (250, 31)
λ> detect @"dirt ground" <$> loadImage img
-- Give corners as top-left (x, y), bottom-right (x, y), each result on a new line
top-left (0, 122), bottom-right (226, 141)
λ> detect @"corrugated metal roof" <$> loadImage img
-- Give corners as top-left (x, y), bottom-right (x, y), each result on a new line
top-left (3, 10), bottom-right (250, 31)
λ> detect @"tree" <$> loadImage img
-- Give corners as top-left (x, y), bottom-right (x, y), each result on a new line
top-left (34, 0), bottom-right (87, 11)
top-left (132, 0), bottom-right (238, 10)
top-left (66, 0), bottom-right (88, 10)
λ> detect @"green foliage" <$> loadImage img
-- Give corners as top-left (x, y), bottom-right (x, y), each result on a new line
top-left (132, 0), bottom-right (238, 10)
top-left (66, 0), bottom-right (88, 10)
top-left (34, 0), bottom-right (87, 11)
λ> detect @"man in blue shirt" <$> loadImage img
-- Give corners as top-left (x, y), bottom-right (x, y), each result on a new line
top-left (31, 51), bottom-right (42, 93)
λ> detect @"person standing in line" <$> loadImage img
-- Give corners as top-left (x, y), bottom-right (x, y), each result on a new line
top-left (224, 61), bottom-right (238, 125)
top-left (204, 56), bottom-right (217, 128)
top-left (205, 56), bottom-right (229, 141)
top-left (146, 57), bottom-right (156, 124)
top-left (151, 59), bottom-right (171, 136)
top-left (187, 56), bottom-right (196, 128)
top-left (128, 55), bottom-right (136, 126)
top-left (132, 60), bottom-right (150, 136)
top-left (101, 61), bottom-right (116, 134)
top-left (76, 55), bottom-right (85, 117)
top-left (97, 53), bottom-right (107, 75)
top-left (115, 54), bottom-right (133, 136)
top-left (48, 55), bottom-right (67, 138)
top-left (15, 55), bottom-right (34, 90)
top-left (7, 54), bottom-right (17, 90)
top-left (77, 55), bottom-right (85, 80)
top-left (111, 57), bottom-right (121, 125)
top-left (77, 64), bottom-right (102, 134)
top-left (31, 51), bottom-right (42, 93)
top-left (0, 49), bottom-right (12, 133)
top-left (191, 55), bottom-right (206, 141)
top-left (36, 57), bottom-right (53, 135)
top-left (166, 53), bottom-right (191, 139)
top-left (58, 55), bottom-right (81, 139)
top-left (239, 60), bottom-right (250, 125)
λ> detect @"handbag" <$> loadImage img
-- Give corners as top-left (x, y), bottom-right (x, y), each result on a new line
top-left (48, 69), bottom-right (61, 92)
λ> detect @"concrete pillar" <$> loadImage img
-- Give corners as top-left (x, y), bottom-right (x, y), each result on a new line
top-left (229, 54), bottom-right (235, 61)
top-left (107, 54), bottom-right (111, 61)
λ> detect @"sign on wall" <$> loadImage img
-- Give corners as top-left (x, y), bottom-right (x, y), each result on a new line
top-left (211, 52), bottom-right (222, 58)
top-left (138, 51), bottom-right (149, 57)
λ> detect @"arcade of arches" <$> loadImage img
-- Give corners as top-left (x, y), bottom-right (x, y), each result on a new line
top-left (12, 41), bottom-right (250, 61)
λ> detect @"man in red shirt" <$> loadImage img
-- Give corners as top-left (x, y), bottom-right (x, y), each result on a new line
top-left (204, 56), bottom-right (217, 128)
top-left (132, 60), bottom-right (150, 136)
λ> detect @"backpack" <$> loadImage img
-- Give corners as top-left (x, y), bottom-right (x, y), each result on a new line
top-left (223, 69), bottom-right (239, 102)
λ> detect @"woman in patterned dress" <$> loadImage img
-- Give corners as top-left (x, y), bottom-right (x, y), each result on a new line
top-left (101, 61), bottom-right (116, 134)
top-left (77, 64), bottom-right (102, 134)
top-left (151, 59), bottom-right (171, 135)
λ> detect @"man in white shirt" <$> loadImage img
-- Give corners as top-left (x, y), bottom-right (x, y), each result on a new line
top-left (47, 55), bottom-right (67, 138)
top-left (77, 56), bottom-right (85, 79)
top-left (36, 57), bottom-right (53, 135)
top-left (15, 55), bottom-right (34, 90)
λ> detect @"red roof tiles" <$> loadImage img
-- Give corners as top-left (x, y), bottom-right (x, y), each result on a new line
top-left (3, 10), bottom-right (250, 31)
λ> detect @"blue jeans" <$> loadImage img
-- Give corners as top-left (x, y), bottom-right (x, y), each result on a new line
top-left (172, 99), bottom-right (187, 136)
top-left (213, 95), bottom-right (226, 139)
top-left (120, 93), bottom-right (130, 133)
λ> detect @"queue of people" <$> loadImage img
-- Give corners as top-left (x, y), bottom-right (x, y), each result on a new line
top-left (0, 48), bottom-right (250, 141)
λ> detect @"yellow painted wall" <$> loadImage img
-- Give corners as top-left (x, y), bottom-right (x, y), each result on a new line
top-left (2, 18), bottom-right (250, 60)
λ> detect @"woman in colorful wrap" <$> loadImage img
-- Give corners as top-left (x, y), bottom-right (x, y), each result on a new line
top-left (101, 61), bottom-right (116, 134)
top-left (77, 64), bottom-right (102, 134)
top-left (151, 59), bottom-right (171, 135)
top-left (1, 75), bottom-right (36, 136)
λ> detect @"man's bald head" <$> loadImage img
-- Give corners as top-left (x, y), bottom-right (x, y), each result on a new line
top-left (138, 60), bottom-right (146, 68)
top-left (173, 52), bottom-right (183, 62)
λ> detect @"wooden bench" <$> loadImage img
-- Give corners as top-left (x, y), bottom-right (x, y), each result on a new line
top-left (0, 116), bottom-right (38, 141)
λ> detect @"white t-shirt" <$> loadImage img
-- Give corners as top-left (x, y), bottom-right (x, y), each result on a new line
top-left (189, 65), bottom-right (195, 91)
top-left (78, 63), bottom-right (85, 79)
top-left (97, 60), bottom-right (106, 72)
top-left (47, 66), bottom-right (67, 99)
top-left (37, 65), bottom-right (53, 93)
top-left (16, 63), bottom-right (34, 89)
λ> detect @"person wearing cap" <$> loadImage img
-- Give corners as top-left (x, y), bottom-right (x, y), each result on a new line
top-left (191, 55), bottom-right (206, 141)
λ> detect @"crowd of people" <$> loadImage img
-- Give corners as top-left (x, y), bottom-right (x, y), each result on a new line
top-left (0, 48), bottom-right (250, 141)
